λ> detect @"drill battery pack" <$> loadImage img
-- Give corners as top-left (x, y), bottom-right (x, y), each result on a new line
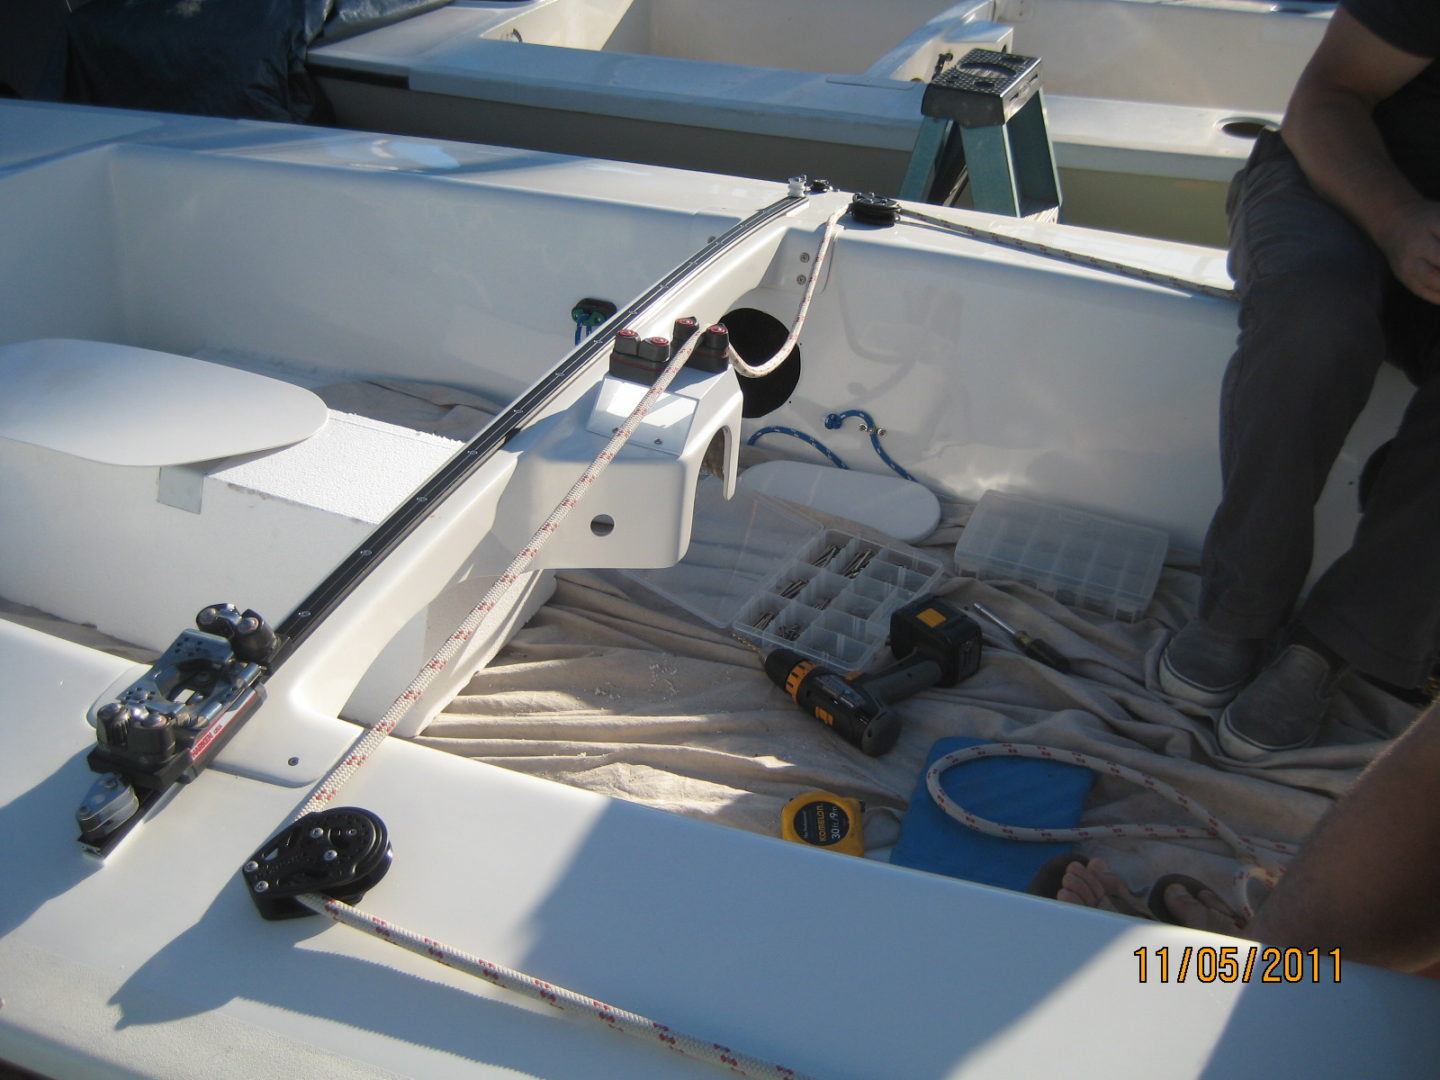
top-left (890, 597), bottom-right (982, 684)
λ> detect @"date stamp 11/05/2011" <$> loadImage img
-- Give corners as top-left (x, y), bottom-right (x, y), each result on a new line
top-left (1135, 946), bottom-right (1342, 984)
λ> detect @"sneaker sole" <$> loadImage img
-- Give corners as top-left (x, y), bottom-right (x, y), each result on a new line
top-left (1216, 705), bottom-right (1316, 761)
top-left (1157, 649), bottom-right (1247, 709)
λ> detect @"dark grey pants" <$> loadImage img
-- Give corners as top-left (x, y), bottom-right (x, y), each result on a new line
top-left (1199, 130), bottom-right (1440, 688)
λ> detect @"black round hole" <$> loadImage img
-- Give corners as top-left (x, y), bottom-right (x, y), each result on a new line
top-left (590, 514), bottom-right (615, 537)
top-left (720, 307), bottom-right (801, 418)
top-left (1219, 118), bottom-right (1275, 139)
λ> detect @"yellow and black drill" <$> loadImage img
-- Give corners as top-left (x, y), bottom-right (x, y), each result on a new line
top-left (763, 596), bottom-right (981, 756)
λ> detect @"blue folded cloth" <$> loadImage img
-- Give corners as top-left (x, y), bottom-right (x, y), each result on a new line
top-left (890, 736), bottom-right (1093, 892)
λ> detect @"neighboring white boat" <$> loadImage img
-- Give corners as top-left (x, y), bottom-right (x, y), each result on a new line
top-left (2, 98), bottom-right (1436, 1080)
top-left (308, 0), bottom-right (1334, 246)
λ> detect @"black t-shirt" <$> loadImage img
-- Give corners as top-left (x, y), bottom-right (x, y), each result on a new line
top-left (1343, 0), bottom-right (1440, 196)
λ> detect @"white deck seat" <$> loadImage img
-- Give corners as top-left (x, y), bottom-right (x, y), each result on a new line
top-left (0, 339), bottom-right (461, 653)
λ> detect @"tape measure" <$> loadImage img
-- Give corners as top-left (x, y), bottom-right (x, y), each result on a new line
top-left (781, 791), bottom-right (865, 857)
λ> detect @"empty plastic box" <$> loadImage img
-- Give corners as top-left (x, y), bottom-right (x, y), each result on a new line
top-left (953, 491), bottom-right (1168, 621)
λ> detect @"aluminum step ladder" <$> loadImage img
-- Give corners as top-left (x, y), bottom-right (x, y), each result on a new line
top-left (900, 49), bottom-right (1061, 222)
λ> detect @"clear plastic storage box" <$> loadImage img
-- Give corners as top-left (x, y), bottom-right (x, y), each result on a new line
top-left (732, 528), bottom-right (944, 670)
top-left (628, 480), bottom-right (943, 672)
top-left (953, 491), bottom-right (1168, 621)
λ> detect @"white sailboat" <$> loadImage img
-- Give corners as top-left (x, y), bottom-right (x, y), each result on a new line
top-left (309, 0), bottom-right (1335, 244)
top-left (1, 97), bottom-right (1433, 1080)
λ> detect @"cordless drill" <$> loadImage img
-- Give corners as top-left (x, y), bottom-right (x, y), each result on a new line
top-left (764, 596), bottom-right (981, 755)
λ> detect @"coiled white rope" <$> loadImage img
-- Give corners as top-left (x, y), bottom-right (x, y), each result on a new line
top-left (925, 742), bottom-right (1296, 920)
top-left (283, 208), bottom-right (843, 1080)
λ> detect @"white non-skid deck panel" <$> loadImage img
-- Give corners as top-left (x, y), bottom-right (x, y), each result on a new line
top-left (4, 618), bottom-right (1440, 1080)
top-left (214, 410), bottom-right (460, 525)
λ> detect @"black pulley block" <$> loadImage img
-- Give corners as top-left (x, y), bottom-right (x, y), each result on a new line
top-left (848, 193), bottom-right (899, 227)
top-left (242, 806), bottom-right (393, 920)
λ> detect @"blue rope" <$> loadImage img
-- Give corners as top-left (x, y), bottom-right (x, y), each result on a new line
top-left (571, 308), bottom-right (609, 345)
top-left (746, 426), bottom-right (849, 469)
top-left (824, 410), bottom-right (918, 482)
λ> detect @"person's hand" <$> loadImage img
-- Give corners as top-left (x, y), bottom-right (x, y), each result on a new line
top-left (1377, 200), bottom-right (1440, 305)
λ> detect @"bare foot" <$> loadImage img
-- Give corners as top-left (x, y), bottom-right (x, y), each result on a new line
top-left (1055, 857), bottom-right (1151, 919)
top-left (1157, 878), bottom-right (1246, 934)
top-left (1057, 857), bottom-right (1245, 933)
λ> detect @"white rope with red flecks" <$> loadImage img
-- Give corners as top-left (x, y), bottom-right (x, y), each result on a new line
top-left (727, 208), bottom-right (846, 379)
top-left (925, 742), bottom-right (1298, 920)
top-left (295, 894), bottom-right (807, 1079)
top-left (280, 208), bottom-right (846, 1080)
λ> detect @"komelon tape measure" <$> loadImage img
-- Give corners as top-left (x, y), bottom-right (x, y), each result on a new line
top-left (781, 791), bottom-right (865, 857)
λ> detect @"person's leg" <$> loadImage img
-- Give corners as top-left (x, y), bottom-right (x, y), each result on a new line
top-left (1244, 702), bottom-right (1440, 973)
top-left (1218, 276), bottom-right (1440, 756)
top-left (1163, 132), bottom-right (1390, 711)
top-left (1056, 706), bottom-right (1440, 974)
top-left (1199, 136), bottom-right (1390, 640)
top-left (1295, 315), bottom-right (1440, 690)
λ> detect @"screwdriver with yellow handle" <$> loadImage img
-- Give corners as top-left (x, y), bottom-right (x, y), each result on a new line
top-left (970, 602), bottom-right (1071, 674)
